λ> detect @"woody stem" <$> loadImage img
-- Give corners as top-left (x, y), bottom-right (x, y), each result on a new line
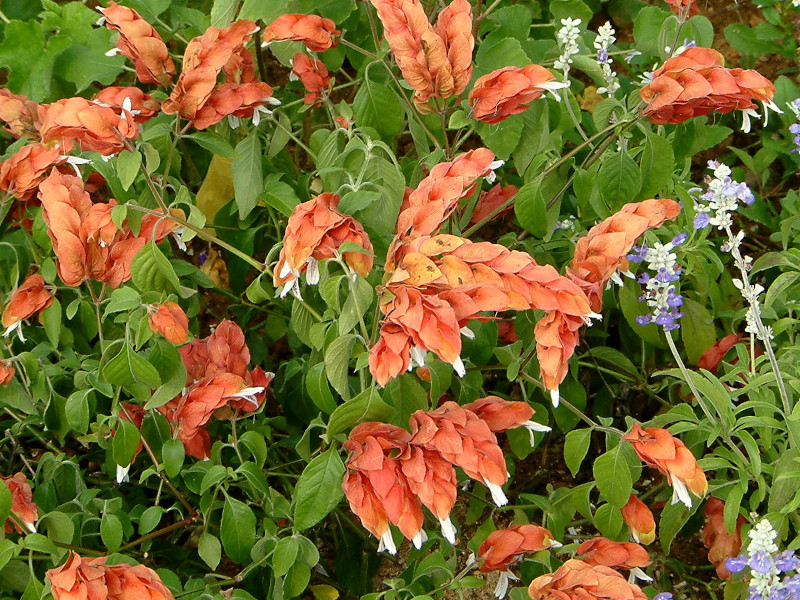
top-left (118, 515), bottom-right (199, 552)
top-left (86, 283), bottom-right (105, 346)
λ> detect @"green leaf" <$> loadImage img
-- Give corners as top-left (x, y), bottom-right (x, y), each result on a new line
top-left (639, 132), bottom-right (674, 199)
top-left (475, 116), bottom-right (524, 161)
top-left (232, 132), bottom-right (264, 219)
top-left (338, 275), bottom-right (373, 336)
top-left (474, 37), bottom-right (530, 78)
top-left (221, 494), bottom-right (256, 565)
top-left (0, 481), bottom-right (11, 525)
top-left (239, 0), bottom-right (289, 22)
top-left (117, 150), bottom-right (142, 192)
top-left (326, 387), bottom-right (392, 439)
top-left (211, 0), bottom-right (240, 27)
top-left (139, 506), bottom-right (163, 534)
top-left (264, 176), bottom-right (301, 217)
top-left (238, 431), bottom-right (268, 467)
top-left (564, 429), bottom-right (592, 477)
top-left (102, 343), bottom-right (162, 390)
top-left (188, 132), bottom-right (236, 159)
top-left (593, 503), bottom-right (623, 538)
top-left (323, 334), bottom-right (359, 399)
top-left (65, 390), bottom-right (90, 434)
top-left (39, 511), bottom-right (74, 545)
top-left (515, 181), bottom-right (548, 238)
top-left (113, 418), bottom-right (141, 467)
top-left (593, 444), bottom-right (633, 509)
top-left (162, 439), bottom-right (185, 479)
top-left (0, 21), bottom-right (71, 101)
top-left (294, 449), bottom-right (346, 531)
top-left (352, 77), bottom-right (404, 140)
top-left (274, 537), bottom-right (300, 577)
top-left (42, 299), bottom-right (61, 348)
top-left (101, 513), bottom-right (123, 553)
top-left (598, 151), bottom-right (641, 212)
top-left (146, 341), bottom-right (188, 409)
top-left (633, 6), bottom-right (671, 57)
top-left (131, 242), bottom-right (181, 294)
top-left (680, 299), bottom-right (717, 365)
top-left (305, 363), bottom-right (337, 414)
top-left (199, 532), bottom-right (222, 570)
top-left (284, 563), bottom-right (311, 598)
top-left (660, 500), bottom-right (700, 553)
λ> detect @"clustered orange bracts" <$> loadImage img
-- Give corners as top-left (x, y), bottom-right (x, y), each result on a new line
top-left (98, 1), bottom-right (176, 86)
top-left (47, 552), bottom-right (174, 600)
top-left (1, 472), bottom-right (38, 534)
top-left (577, 537), bottom-right (652, 580)
top-left (273, 192), bottom-right (374, 300)
top-left (2, 273), bottom-right (53, 341)
top-left (466, 184), bottom-right (517, 226)
top-left (468, 65), bottom-right (566, 124)
top-left (623, 423), bottom-right (708, 508)
top-left (262, 14), bottom-right (340, 52)
top-left (535, 199), bottom-right (680, 403)
top-left (369, 0), bottom-right (474, 107)
top-left (113, 321), bottom-right (272, 477)
top-left (703, 497), bottom-right (745, 578)
top-left (161, 20), bottom-right (277, 130)
top-left (38, 170), bottom-right (182, 289)
top-left (478, 524), bottom-right (560, 597)
top-left (641, 47), bottom-right (779, 131)
top-left (343, 397), bottom-right (548, 553)
top-left (528, 559), bottom-right (648, 600)
top-left (291, 53), bottom-right (332, 106)
top-left (368, 148), bottom-right (596, 401)
top-left (0, 358), bottom-right (14, 385)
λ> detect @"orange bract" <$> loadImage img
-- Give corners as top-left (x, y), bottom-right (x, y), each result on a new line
top-left (2, 472), bottom-right (38, 533)
top-left (99, 1), bottom-right (176, 86)
top-left (528, 559), bottom-right (648, 600)
top-left (369, 0), bottom-right (473, 106)
top-left (479, 524), bottom-right (558, 572)
top-left (92, 87), bottom-right (161, 124)
top-left (2, 273), bottom-right (53, 340)
top-left (39, 97), bottom-right (139, 156)
top-left (148, 302), bottom-right (189, 345)
top-left (274, 192), bottom-right (374, 299)
top-left (697, 333), bottom-right (744, 372)
top-left (663, 0), bottom-right (699, 16)
top-left (0, 359), bottom-right (13, 385)
top-left (621, 495), bottom-right (656, 545)
top-left (468, 65), bottom-right (561, 124)
top-left (577, 537), bottom-right (652, 571)
top-left (703, 497), bottom-right (744, 579)
top-left (468, 184), bottom-right (517, 226)
top-left (623, 423), bottom-right (708, 507)
top-left (162, 20), bottom-right (277, 129)
top-left (0, 89), bottom-right (41, 138)
top-left (46, 552), bottom-right (174, 600)
top-left (291, 53), bottom-right (331, 106)
top-left (263, 14), bottom-right (340, 52)
top-left (641, 47), bottom-right (777, 128)
top-left (0, 143), bottom-right (69, 200)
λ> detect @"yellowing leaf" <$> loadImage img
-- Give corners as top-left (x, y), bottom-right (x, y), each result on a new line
top-left (196, 155), bottom-right (234, 231)
top-left (310, 585), bottom-right (339, 600)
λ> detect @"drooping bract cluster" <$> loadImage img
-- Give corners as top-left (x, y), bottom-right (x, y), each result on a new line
top-left (46, 551), bottom-right (174, 600)
top-left (1, 472), bottom-right (38, 533)
top-left (621, 495), bottom-right (656, 545)
top-left (623, 423), bottom-right (708, 508)
top-left (468, 65), bottom-right (565, 124)
top-left (641, 47), bottom-right (780, 131)
top-left (343, 397), bottom-right (547, 553)
top-left (535, 199), bottom-right (680, 402)
top-left (527, 558), bottom-right (648, 600)
top-left (273, 192), bottom-right (374, 300)
top-left (703, 497), bottom-right (745, 579)
top-left (2, 274), bottom-right (53, 341)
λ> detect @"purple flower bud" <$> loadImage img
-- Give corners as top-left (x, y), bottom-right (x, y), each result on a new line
top-left (790, 123), bottom-right (800, 134)
top-left (636, 315), bottom-right (652, 325)
top-left (671, 233), bottom-right (688, 246)
top-left (726, 555), bottom-right (748, 574)
top-left (654, 594), bottom-right (673, 600)
top-left (667, 292), bottom-right (683, 308)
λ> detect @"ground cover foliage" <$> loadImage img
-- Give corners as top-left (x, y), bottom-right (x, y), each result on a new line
top-left (1, 0), bottom-right (800, 599)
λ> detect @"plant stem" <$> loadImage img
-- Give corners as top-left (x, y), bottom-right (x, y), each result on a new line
top-left (118, 515), bottom-right (199, 552)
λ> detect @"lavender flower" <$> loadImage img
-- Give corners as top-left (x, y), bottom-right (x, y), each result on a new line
top-left (628, 234), bottom-right (686, 331)
top-left (727, 518), bottom-right (800, 600)
top-left (692, 161), bottom-right (755, 231)
top-left (594, 22), bottom-right (619, 97)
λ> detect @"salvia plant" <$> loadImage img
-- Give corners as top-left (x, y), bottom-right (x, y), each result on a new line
top-left (1, 1), bottom-right (800, 600)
